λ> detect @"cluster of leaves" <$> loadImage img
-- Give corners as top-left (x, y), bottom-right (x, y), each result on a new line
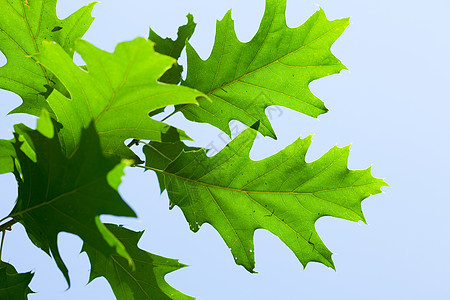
top-left (0, 0), bottom-right (387, 299)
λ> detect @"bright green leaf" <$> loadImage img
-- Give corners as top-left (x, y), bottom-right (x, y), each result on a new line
top-left (0, 140), bottom-right (15, 174)
top-left (0, 261), bottom-right (33, 300)
top-left (10, 122), bottom-right (136, 284)
top-left (149, 14), bottom-right (197, 84)
top-left (11, 108), bottom-right (56, 165)
top-left (0, 0), bottom-right (96, 116)
top-left (144, 128), bottom-right (387, 272)
top-left (143, 127), bottom-right (199, 192)
top-left (84, 224), bottom-right (193, 300)
top-left (0, 107), bottom-right (53, 174)
top-left (36, 38), bottom-right (203, 160)
top-left (180, 0), bottom-right (348, 138)
top-left (36, 108), bottom-right (54, 138)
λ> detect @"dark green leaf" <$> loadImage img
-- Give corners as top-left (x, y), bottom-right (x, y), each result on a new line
top-left (150, 14), bottom-right (197, 84)
top-left (10, 120), bottom-right (136, 284)
top-left (0, 261), bottom-right (33, 300)
top-left (143, 127), bottom-right (199, 192)
top-left (84, 224), bottom-right (193, 300)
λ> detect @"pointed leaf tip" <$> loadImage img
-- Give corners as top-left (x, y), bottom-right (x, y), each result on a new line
top-left (84, 224), bottom-right (194, 299)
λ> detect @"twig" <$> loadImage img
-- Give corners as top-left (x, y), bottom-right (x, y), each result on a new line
top-left (0, 219), bottom-right (17, 233)
top-left (0, 230), bottom-right (5, 259)
top-left (127, 139), bottom-right (140, 147)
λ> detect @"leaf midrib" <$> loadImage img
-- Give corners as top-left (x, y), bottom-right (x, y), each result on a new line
top-left (177, 20), bottom-right (347, 116)
top-left (145, 164), bottom-right (376, 196)
top-left (205, 14), bottom-right (341, 96)
top-left (111, 256), bottom-right (155, 300)
top-left (9, 176), bottom-right (104, 219)
top-left (21, 0), bottom-right (51, 86)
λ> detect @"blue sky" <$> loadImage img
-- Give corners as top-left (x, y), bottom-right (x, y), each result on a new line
top-left (0, 0), bottom-right (449, 299)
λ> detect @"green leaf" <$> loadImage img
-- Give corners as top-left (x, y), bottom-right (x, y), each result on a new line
top-left (84, 224), bottom-right (193, 300)
top-left (35, 108), bottom-right (54, 138)
top-left (149, 14), bottom-right (197, 84)
top-left (9, 109), bottom-right (56, 169)
top-left (0, 140), bottom-right (15, 174)
top-left (143, 127), bottom-right (199, 192)
top-left (0, 0), bottom-right (96, 116)
top-left (180, 0), bottom-right (348, 138)
top-left (0, 107), bottom-right (52, 175)
top-left (35, 38), bottom-right (203, 160)
top-left (0, 261), bottom-right (33, 299)
top-left (10, 121), bottom-right (136, 284)
top-left (144, 128), bottom-right (387, 272)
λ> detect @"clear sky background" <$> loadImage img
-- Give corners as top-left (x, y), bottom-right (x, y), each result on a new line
top-left (0, 0), bottom-right (449, 299)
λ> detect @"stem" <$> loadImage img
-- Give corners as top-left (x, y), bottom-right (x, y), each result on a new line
top-left (127, 139), bottom-right (140, 148)
top-left (0, 216), bottom-right (8, 224)
top-left (160, 109), bottom-right (179, 122)
top-left (161, 103), bottom-right (190, 122)
top-left (0, 230), bottom-right (5, 259)
top-left (0, 219), bottom-right (17, 233)
top-left (135, 165), bottom-right (166, 174)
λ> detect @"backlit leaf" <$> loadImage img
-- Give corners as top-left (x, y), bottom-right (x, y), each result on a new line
top-left (84, 224), bottom-right (193, 300)
top-left (143, 127), bottom-right (199, 192)
top-left (10, 121), bottom-right (136, 284)
top-left (149, 13), bottom-right (197, 84)
top-left (145, 128), bottom-right (387, 271)
top-left (180, 0), bottom-right (348, 138)
top-left (36, 38), bottom-right (203, 160)
top-left (0, 0), bottom-right (96, 115)
top-left (0, 140), bottom-right (15, 174)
